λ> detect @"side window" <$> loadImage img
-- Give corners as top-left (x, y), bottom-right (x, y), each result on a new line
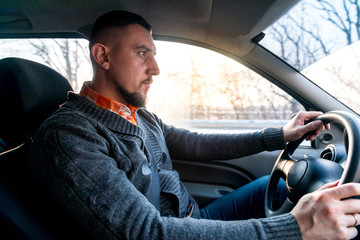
top-left (0, 38), bottom-right (91, 92)
top-left (147, 42), bottom-right (304, 133)
top-left (0, 39), bottom-right (303, 134)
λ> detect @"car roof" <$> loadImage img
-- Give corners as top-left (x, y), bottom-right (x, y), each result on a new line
top-left (0, 0), bottom-right (298, 57)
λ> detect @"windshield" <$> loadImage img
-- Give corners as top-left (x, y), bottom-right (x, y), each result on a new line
top-left (262, 0), bottom-right (360, 113)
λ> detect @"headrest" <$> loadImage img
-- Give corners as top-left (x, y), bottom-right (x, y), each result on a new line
top-left (0, 57), bottom-right (72, 147)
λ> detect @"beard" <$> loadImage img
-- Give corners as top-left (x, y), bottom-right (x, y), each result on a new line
top-left (116, 84), bottom-right (147, 108)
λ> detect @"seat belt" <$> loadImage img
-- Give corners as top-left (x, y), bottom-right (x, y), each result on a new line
top-left (144, 141), bottom-right (161, 211)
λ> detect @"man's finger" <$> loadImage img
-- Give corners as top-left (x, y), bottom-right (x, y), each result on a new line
top-left (345, 213), bottom-right (360, 227)
top-left (302, 120), bottom-right (324, 135)
top-left (325, 183), bottom-right (360, 200)
top-left (317, 180), bottom-right (340, 190)
top-left (342, 199), bottom-right (360, 215)
top-left (300, 111), bottom-right (324, 121)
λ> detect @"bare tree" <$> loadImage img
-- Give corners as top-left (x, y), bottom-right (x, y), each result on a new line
top-left (213, 65), bottom-right (254, 120)
top-left (28, 39), bottom-right (91, 91)
top-left (316, 0), bottom-right (360, 44)
top-left (187, 60), bottom-right (209, 119)
top-left (268, 0), bottom-right (360, 70)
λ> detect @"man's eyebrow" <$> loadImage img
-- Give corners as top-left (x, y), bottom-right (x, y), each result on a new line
top-left (135, 45), bottom-right (156, 54)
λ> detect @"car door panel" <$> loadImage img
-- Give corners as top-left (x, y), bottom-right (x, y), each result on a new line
top-left (173, 125), bottom-right (345, 206)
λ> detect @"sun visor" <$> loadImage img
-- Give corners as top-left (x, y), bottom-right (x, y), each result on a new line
top-left (210, 0), bottom-right (276, 37)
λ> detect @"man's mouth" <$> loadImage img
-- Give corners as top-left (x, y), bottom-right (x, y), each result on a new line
top-left (142, 79), bottom-right (153, 88)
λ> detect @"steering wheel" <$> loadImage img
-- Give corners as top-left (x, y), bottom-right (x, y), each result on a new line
top-left (265, 111), bottom-right (360, 217)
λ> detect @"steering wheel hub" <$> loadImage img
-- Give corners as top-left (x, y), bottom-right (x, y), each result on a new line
top-left (288, 160), bottom-right (307, 188)
top-left (287, 157), bottom-right (343, 203)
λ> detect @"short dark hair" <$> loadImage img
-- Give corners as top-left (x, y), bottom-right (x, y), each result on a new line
top-left (89, 10), bottom-right (152, 49)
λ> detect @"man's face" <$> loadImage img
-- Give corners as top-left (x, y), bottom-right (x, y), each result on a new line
top-left (106, 24), bottom-right (160, 107)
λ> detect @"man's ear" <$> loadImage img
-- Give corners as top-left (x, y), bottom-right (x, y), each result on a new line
top-left (91, 43), bottom-right (110, 70)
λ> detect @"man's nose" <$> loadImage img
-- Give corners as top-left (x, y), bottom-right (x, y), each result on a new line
top-left (148, 56), bottom-right (160, 76)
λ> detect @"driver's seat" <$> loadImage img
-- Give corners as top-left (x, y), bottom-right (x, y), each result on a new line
top-left (0, 57), bottom-right (89, 239)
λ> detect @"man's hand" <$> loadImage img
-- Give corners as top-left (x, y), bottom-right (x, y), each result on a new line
top-left (291, 181), bottom-right (360, 240)
top-left (283, 111), bottom-right (331, 142)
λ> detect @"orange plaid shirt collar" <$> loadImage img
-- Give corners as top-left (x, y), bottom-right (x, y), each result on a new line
top-left (79, 82), bottom-right (138, 125)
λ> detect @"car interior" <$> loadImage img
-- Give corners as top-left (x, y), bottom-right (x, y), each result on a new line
top-left (1, 0), bottom-right (360, 239)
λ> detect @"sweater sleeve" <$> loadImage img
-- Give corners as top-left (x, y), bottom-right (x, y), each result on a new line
top-left (162, 123), bottom-right (286, 161)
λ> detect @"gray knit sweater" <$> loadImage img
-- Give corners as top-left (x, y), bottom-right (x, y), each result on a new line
top-left (29, 92), bottom-right (302, 239)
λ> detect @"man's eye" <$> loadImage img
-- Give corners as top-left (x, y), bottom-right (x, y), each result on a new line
top-left (139, 51), bottom-right (146, 57)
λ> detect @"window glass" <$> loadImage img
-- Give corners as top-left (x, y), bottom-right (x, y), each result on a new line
top-left (0, 38), bottom-right (92, 92)
top-left (262, 0), bottom-right (360, 113)
top-left (0, 39), bottom-right (303, 133)
top-left (147, 41), bottom-right (303, 132)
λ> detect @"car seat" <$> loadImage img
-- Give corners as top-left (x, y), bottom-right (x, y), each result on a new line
top-left (0, 57), bottom-right (90, 239)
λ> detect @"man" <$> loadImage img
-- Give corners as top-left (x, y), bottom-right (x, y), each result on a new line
top-left (30, 10), bottom-right (360, 240)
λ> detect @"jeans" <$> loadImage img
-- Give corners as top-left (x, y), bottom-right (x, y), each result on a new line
top-left (200, 175), bottom-right (287, 220)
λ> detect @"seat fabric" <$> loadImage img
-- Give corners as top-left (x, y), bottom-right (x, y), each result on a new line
top-left (0, 57), bottom-right (72, 148)
top-left (0, 57), bottom-right (90, 239)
